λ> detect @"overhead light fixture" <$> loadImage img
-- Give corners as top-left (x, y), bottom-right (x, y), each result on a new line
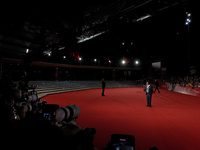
top-left (43, 50), bottom-right (52, 56)
top-left (26, 49), bottom-right (29, 53)
top-left (77, 31), bottom-right (106, 43)
top-left (135, 14), bottom-right (151, 22)
top-left (58, 47), bottom-right (65, 50)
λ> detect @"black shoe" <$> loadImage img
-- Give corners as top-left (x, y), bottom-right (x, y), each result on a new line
top-left (146, 105), bottom-right (149, 107)
top-left (102, 94), bottom-right (105, 96)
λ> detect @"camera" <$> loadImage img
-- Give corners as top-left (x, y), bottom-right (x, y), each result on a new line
top-left (41, 103), bottom-right (59, 121)
top-left (38, 103), bottom-right (81, 124)
top-left (55, 104), bottom-right (81, 123)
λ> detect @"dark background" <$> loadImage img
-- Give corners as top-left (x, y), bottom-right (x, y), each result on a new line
top-left (0, 0), bottom-right (197, 80)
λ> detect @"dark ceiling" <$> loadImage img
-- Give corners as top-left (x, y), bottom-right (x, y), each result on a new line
top-left (0, 0), bottom-right (195, 68)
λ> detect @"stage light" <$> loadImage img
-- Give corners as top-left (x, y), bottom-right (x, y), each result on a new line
top-left (63, 56), bottom-right (66, 59)
top-left (109, 60), bottom-right (111, 63)
top-left (122, 60), bottom-right (126, 64)
top-left (79, 57), bottom-right (82, 61)
top-left (135, 60), bottom-right (139, 65)
top-left (94, 58), bottom-right (97, 62)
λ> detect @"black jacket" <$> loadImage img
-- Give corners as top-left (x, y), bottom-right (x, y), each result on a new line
top-left (144, 85), bottom-right (153, 95)
top-left (102, 81), bottom-right (106, 88)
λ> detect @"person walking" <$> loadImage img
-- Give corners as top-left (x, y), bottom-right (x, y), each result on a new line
top-left (154, 79), bottom-right (160, 93)
top-left (144, 81), bottom-right (153, 107)
top-left (102, 78), bottom-right (106, 96)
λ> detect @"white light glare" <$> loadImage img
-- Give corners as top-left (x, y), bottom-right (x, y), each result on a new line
top-left (135, 60), bottom-right (139, 65)
top-left (122, 60), bottom-right (126, 64)
top-left (79, 57), bottom-right (82, 61)
top-left (26, 49), bottom-right (29, 53)
top-left (94, 58), bottom-right (97, 62)
top-left (187, 19), bottom-right (191, 22)
top-left (185, 12), bottom-right (191, 25)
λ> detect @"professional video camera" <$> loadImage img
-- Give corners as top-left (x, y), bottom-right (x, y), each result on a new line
top-left (27, 84), bottom-right (38, 102)
top-left (55, 104), bottom-right (81, 123)
top-left (37, 102), bottom-right (81, 124)
top-left (104, 134), bottom-right (135, 150)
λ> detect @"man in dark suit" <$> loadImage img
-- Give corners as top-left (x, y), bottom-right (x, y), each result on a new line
top-left (102, 78), bottom-right (106, 96)
top-left (154, 79), bottom-right (160, 93)
top-left (144, 81), bottom-right (153, 107)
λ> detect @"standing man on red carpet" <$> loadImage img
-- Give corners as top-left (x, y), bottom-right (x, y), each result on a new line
top-left (144, 81), bottom-right (153, 107)
top-left (102, 78), bottom-right (106, 96)
top-left (154, 79), bottom-right (160, 93)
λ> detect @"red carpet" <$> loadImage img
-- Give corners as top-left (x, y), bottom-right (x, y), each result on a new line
top-left (41, 87), bottom-right (200, 150)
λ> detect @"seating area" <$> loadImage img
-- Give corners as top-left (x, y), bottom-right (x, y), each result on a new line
top-left (28, 80), bottom-right (142, 98)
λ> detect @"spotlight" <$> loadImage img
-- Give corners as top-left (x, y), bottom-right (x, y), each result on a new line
top-left (79, 57), bottom-right (82, 61)
top-left (122, 60), bottom-right (126, 64)
top-left (185, 12), bottom-right (191, 25)
top-left (135, 60), bottom-right (139, 65)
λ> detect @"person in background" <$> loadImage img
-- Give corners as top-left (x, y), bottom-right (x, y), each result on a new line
top-left (144, 81), bottom-right (153, 107)
top-left (154, 79), bottom-right (160, 93)
top-left (102, 78), bottom-right (106, 96)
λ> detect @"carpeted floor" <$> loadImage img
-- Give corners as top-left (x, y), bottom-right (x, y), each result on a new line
top-left (41, 87), bottom-right (200, 150)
